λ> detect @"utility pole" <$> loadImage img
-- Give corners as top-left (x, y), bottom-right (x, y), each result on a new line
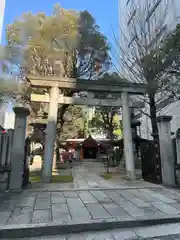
top-left (0, 0), bottom-right (6, 44)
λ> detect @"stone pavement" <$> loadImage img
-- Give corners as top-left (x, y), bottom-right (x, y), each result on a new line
top-left (28, 161), bottom-right (158, 191)
top-left (2, 161), bottom-right (180, 238)
top-left (1, 187), bottom-right (180, 227)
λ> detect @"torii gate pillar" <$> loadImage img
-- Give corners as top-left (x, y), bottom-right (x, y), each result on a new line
top-left (42, 86), bottom-right (59, 182)
top-left (122, 92), bottom-right (136, 180)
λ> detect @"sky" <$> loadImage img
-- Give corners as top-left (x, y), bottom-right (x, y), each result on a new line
top-left (2, 0), bottom-right (119, 46)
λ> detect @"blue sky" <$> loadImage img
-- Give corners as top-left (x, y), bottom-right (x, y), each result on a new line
top-left (3, 0), bottom-right (119, 45)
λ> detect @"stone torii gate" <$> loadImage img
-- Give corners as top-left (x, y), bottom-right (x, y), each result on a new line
top-left (28, 75), bottom-right (146, 182)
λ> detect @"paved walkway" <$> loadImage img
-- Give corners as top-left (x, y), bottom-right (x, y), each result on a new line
top-left (1, 186), bottom-right (180, 226)
top-left (2, 161), bottom-right (180, 239)
top-left (28, 161), bottom-right (158, 191)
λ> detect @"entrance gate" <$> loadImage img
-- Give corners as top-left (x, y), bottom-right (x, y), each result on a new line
top-left (140, 140), bottom-right (162, 184)
top-left (28, 75), bottom-right (147, 182)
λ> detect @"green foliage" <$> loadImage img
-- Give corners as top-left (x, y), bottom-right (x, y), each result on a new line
top-left (58, 105), bottom-right (85, 140)
top-left (88, 73), bottom-right (124, 139)
top-left (89, 108), bottom-right (122, 139)
top-left (51, 175), bottom-right (74, 183)
top-left (29, 174), bottom-right (73, 183)
top-left (100, 173), bottom-right (112, 180)
top-left (6, 4), bottom-right (110, 79)
top-left (5, 4), bottom-right (111, 139)
top-left (0, 46), bottom-right (21, 103)
top-left (161, 24), bottom-right (180, 98)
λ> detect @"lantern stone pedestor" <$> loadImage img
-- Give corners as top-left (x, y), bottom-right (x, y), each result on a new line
top-left (9, 106), bottom-right (30, 191)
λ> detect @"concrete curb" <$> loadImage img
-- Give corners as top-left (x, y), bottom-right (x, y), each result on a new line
top-left (1, 215), bottom-right (180, 239)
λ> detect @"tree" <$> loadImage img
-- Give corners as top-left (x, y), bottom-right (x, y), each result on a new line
top-left (160, 24), bottom-right (180, 99)
top-left (89, 72), bottom-right (123, 139)
top-left (58, 105), bottom-right (85, 140)
top-left (5, 5), bottom-right (111, 160)
top-left (6, 4), bottom-right (110, 103)
top-left (0, 46), bottom-right (21, 104)
top-left (116, 1), bottom-right (177, 140)
top-left (89, 107), bottom-right (122, 140)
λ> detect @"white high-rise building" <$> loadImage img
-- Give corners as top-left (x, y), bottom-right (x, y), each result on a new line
top-left (118, 0), bottom-right (180, 139)
top-left (119, 0), bottom-right (178, 78)
top-left (0, 0), bottom-right (10, 129)
top-left (119, 0), bottom-right (178, 44)
top-left (0, 0), bottom-right (5, 43)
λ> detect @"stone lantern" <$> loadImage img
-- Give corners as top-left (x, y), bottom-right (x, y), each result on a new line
top-left (30, 121), bottom-right (47, 143)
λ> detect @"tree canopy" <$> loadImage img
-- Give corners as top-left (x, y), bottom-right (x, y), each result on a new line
top-left (6, 4), bottom-right (110, 80)
top-left (89, 107), bottom-right (122, 140)
top-left (5, 4), bottom-right (111, 146)
top-left (0, 46), bottom-right (20, 104)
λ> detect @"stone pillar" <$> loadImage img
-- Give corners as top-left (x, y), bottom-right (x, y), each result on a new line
top-left (121, 92), bottom-right (135, 180)
top-left (176, 128), bottom-right (180, 164)
top-left (157, 116), bottom-right (175, 186)
top-left (6, 129), bottom-right (14, 165)
top-left (9, 107), bottom-right (30, 190)
top-left (42, 86), bottom-right (59, 182)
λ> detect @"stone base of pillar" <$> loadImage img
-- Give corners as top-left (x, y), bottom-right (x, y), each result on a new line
top-left (41, 175), bottom-right (52, 183)
top-left (126, 170), bottom-right (136, 181)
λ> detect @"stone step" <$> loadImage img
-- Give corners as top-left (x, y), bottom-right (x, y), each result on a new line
top-left (1, 214), bottom-right (180, 239)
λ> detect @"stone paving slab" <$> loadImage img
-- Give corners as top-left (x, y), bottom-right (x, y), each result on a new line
top-left (2, 187), bottom-right (180, 227)
top-left (1, 187), bottom-right (180, 238)
top-left (27, 161), bottom-right (163, 192)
